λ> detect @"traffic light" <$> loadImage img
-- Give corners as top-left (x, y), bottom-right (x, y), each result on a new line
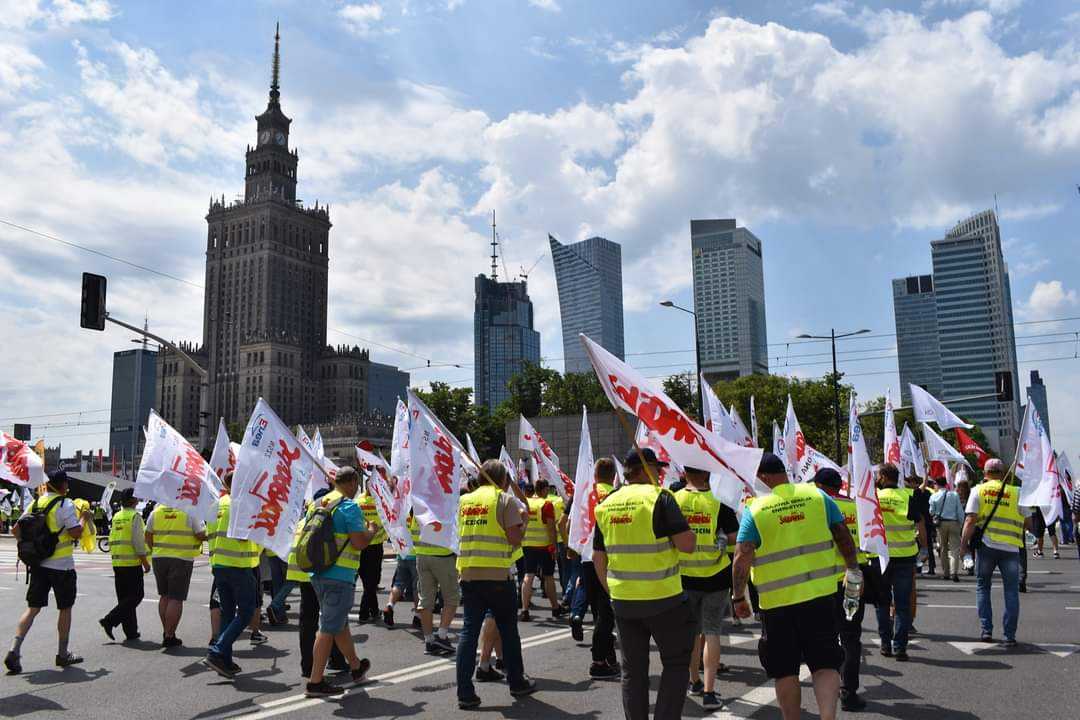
top-left (995, 371), bottom-right (1014, 402)
top-left (80, 272), bottom-right (107, 331)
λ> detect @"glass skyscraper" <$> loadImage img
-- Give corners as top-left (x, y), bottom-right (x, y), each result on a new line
top-left (110, 347), bottom-right (158, 459)
top-left (893, 274), bottom-right (943, 406)
top-left (1026, 370), bottom-right (1051, 440)
top-left (549, 234), bottom-right (624, 374)
top-left (930, 210), bottom-right (1021, 458)
top-left (691, 219), bottom-right (769, 382)
top-left (474, 274), bottom-right (541, 409)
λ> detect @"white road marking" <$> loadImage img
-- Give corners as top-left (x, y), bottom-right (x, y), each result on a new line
top-left (706, 667), bottom-right (811, 719)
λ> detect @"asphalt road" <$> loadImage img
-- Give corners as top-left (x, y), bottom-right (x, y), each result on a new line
top-left (0, 536), bottom-right (1076, 720)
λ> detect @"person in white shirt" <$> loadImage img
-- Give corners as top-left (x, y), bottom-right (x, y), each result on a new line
top-left (929, 478), bottom-right (965, 582)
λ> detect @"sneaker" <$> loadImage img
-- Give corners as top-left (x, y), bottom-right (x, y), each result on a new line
top-left (425, 641), bottom-right (453, 657)
top-left (1053, 551), bottom-right (1060, 559)
top-left (99, 618), bottom-right (115, 641)
top-left (841, 692), bottom-right (868, 711)
top-left (458, 695), bottom-right (482, 710)
top-left (879, 646), bottom-right (893, 658)
top-left (551, 606), bottom-right (567, 619)
top-left (702, 692), bottom-right (722, 710)
top-left (203, 653), bottom-right (237, 679)
top-left (433, 635), bottom-right (455, 654)
top-left (383, 607), bottom-right (394, 628)
top-left (589, 661), bottom-right (620, 679)
top-left (980, 633), bottom-right (994, 643)
top-left (509, 676), bottom-right (538, 697)
top-left (4, 651), bottom-right (21, 675)
top-left (305, 680), bottom-right (345, 698)
top-left (327, 658), bottom-right (351, 672)
top-left (519, 610), bottom-right (532, 622)
top-left (123, 633), bottom-right (141, 643)
top-left (895, 649), bottom-right (909, 662)
top-left (350, 658), bottom-right (371, 684)
top-left (689, 679), bottom-right (704, 695)
top-left (228, 661), bottom-right (243, 675)
top-left (952, 575), bottom-right (960, 583)
top-left (162, 637), bottom-right (183, 648)
top-left (411, 615), bottom-right (422, 629)
top-left (476, 665), bottom-right (505, 683)
top-left (55, 652), bottom-right (84, 668)
top-left (1004, 638), bottom-right (1018, 648)
top-left (250, 630), bottom-right (269, 646)
top-left (570, 616), bottom-right (584, 642)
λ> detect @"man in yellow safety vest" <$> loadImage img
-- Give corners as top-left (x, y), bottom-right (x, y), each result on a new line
top-left (519, 479), bottom-right (563, 621)
top-left (732, 453), bottom-right (860, 720)
top-left (594, 448), bottom-right (696, 720)
top-left (100, 488), bottom-right (150, 642)
top-left (146, 500), bottom-right (207, 649)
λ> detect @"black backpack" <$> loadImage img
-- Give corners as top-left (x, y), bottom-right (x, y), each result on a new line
top-left (295, 496), bottom-right (347, 574)
top-left (16, 496), bottom-right (66, 568)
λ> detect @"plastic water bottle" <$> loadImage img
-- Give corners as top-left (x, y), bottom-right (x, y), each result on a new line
top-left (843, 573), bottom-right (862, 621)
top-left (962, 555), bottom-right (975, 572)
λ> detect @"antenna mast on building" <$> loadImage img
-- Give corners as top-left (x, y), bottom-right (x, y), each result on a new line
top-left (490, 210), bottom-right (499, 281)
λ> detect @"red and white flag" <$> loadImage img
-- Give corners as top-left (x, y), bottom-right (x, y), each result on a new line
top-left (208, 418), bottom-right (235, 486)
top-left (567, 408), bottom-right (597, 562)
top-left (884, 390), bottom-right (901, 466)
top-left (228, 398), bottom-right (315, 559)
top-left (783, 396), bottom-right (806, 478)
top-left (634, 421), bottom-right (683, 488)
top-left (1015, 403), bottom-right (1055, 511)
top-left (728, 406), bottom-right (755, 448)
top-left (0, 432), bottom-right (45, 487)
top-left (135, 410), bottom-right (220, 523)
top-left (519, 415), bottom-right (572, 500)
top-left (407, 389), bottom-right (462, 552)
top-left (954, 428), bottom-right (989, 468)
top-left (1057, 453), bottom-right (1075, 509)
top-left (581, 333), bottom-right (763, 503)
top-left (923, 423), bottom-right (969, 470)
top-left (357, 447), bottom-right (412, 556)
top-left (499, 446), bottom-right (516, 482)
top-left (795, 444), bottom-right (846, 487)
top-left (899, 423), bottom-right (926, 480)
top-left (699, 373), bottom-right (729, 434)
top-left (298, 426), bottom-right (334, 500)
top-left (910, 384), bottom-right (972, 430)
top-left (849, 394), bottom-right (889, 570)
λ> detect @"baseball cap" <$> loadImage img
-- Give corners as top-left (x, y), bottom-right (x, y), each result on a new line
top-left (47, 469), bottom-right (70, 487)
top-left (119, 488), bottom-right (136, 504)
top-left (757, 453), bottom-right (786, 475)
top-left (623, 447), bottom-right (668, 469)
top-left (811, 468), bottom-right (843, 489)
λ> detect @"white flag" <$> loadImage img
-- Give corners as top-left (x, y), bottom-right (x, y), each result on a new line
top-left (390, 399), bottom-right (411, 483)
top-left (634, 421), bottom-right (684, 489)
top-left (298, 426), bottom-right (334, 500)
top-left (361, 454), bottom-right (412, 556)
top-left (228, 398), bottom-right (314, 559)
top-left (519, 415), bottom-right (572, 500)
top-left (0, 432), bottom-right (46, 488)
top-left (899, 423), bottom-right (926, 480)
top-left (466, 433), bottom-right (481, 465)
top-left (773, 420), bottom-right (783, 462)
top-left (922, 423), bottom-right (969, 467)
top-left (728, 406), bottom-right (755, 448)
top-left (884, 390), bottom-right (901, 466)
top-left (1015, 403), bottom-right (1055, 510)
top-left (499, 446), bottom-right (516, 482)
top-left (99, 481), bottom-right (117, 520)
top-left (582, 334), bottom-right (763, 502)
top-left (795, 444), bottom-right (845, 486)
top-left (208, 418), bottom-right (234, 485)
top-left (910, 384), bottom-right (972, 430)
top-left (567, 408), bottom-right (597, 562)
top-left (612, 456), bottom-right (626, 488)
top-left (1057, 453), bottom-right (1075, 508)
top-left (699, 373), bottom-right (729, 435)
top-left (407, 389), bottom-right (462, 552)
top-left (749, 396), bottom-right (759, 448)
top-left (135, 410), bottom-right (220, 523)
top-left (783, 396), bottom-right (806, 478)
top-left (313, 428), bottom-right (325, 459)
top-left (850, 393), bottom-right (889, 570)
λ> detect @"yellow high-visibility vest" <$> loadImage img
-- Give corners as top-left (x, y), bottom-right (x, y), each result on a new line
top-left (409, 515), bottom-right (452, 557)
top-left (976, 481), bottom-right (1025, 549)
top-left (878, 487), bottom-right (917, 559)
top-left (457, 484), bottom-right (514, 572)
top-left (149, 505), bottom-right (201, 560)
top-left (358, 493), bottom-right (387, 545)
top-left (109, 507), bottom-right (142, 568)
top-left (208, 495), bottom-right (260, 569)
top-left (523, 496), bottom-right (553, 548)
top-left (595, 484), bottom-right (682, 602)
top-left (831, 496), bottom-right (869, 579)
top-left (749, 483), bottom-right (838, 610)
top-left (675, 488), bottom-right (729, 578)
top-left (33, 493), bottom-right (74, 561)
top-left (321, 490), bottom-right (362, 573)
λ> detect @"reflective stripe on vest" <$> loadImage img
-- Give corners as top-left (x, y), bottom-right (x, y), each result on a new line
top-left (878, 487), bottom-right (917, 558)
top-left (457, 485), bottom-right (514, 572)
top-left (523, 496), bottom-right (553, 548)
top-left (109, 508), bottom-right (142, 567)
top-left (977, 481), bottom-right (1025, 549)
top-left (675, 488), bottom-right (729, 578)
top-left (832, 496), bottom-right (869, 575)
top-left (409, 516), bottom-right (453, 557)
top-left (149, 506), bottom-right (200, 560)
top-left (748, 483), bottom-right (837, 610)
top-left (286, 507), bottom-right (310, 583)
top-left (358, 494), bottom-right (387, 545)
top-left (321, 490), bottom-right (361, 573)
top-left (34, 494), bottom-right (74, 561)
top-left (209, 495), bottom-right (261, 568)
top-left (595, 484), bottom-right (682, 602)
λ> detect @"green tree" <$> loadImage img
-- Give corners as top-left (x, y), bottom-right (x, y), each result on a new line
top-left (661, 372), bottom-right (699, 418)
top-left (413, 382), bottom-right (504, 460)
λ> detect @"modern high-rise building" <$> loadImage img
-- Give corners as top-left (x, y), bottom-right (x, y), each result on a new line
top-left (930, 209), bottom-right (1021, 458)
top-left (690, 219), bottom-right (768, 382)
top-left (893, 274), bottom-right (943, 406)
top-left (474, 274), bottom-right (541, 409)
top-left (1026, 370), bottom-right (1051, 440)
top-left (548, 234), bottom-right (624, 374)
top-left (109, 347), bottom-right (158, 460)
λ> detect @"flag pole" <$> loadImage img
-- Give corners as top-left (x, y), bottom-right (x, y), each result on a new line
top-left (612, 407), bottom-right (662, 487)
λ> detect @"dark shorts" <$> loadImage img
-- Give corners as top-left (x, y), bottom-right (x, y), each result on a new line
top-left (758, 594), bottom-right (843, 679)
top-left (253, 566), bottom-right (263, 608)
top-left (523, 547), bottom-right (555, 577)
top-left (152, 557), bottom-right (194, 601)
top-left (27, 567), bottom-right (77, 610)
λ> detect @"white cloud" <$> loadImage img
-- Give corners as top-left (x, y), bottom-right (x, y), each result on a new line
top-left (338, 3), bottom-right (392, 37)
top-left (922, 0), bottom-right (1025, 15)
top-left (527, 0), bottom-right (560, 12)
top-left (0, 41), bottom-right (43, 101)
top-left (1023, 280), bottom-right (1078, 319)
top-left (50, 0), bottom-right (114, 25)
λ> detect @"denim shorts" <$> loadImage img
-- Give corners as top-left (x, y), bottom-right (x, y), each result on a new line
top-left (311, 575), bottom-right (355, 634)
top-left (393, 557), bottom-right (418, 600)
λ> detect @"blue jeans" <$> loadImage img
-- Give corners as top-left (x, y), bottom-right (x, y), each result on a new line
top-left (875, 561), bottom-right (914, 652)
top-left (269, 580), bottom-right (296, 617)
top-left (563, 555), bottom-right (580, 601)
top-left (456, 580), bottom-right (527, 701)
top-left (976, 546), bottom-right (1020, 640)
top-left (209, 566), bottom-right (257, 664)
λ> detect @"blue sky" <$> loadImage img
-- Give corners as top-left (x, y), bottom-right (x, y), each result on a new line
top-left (1, 0), bottom-right (1079, 459)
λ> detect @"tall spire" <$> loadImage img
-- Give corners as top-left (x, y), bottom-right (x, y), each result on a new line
top-left (269, 22), bottom-right (281, 105)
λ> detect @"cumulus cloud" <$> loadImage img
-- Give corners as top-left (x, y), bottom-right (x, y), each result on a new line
top-left (338, 3), bottom-right (393, 37)
top-left (1023, 280), bottom-right (1078, 319)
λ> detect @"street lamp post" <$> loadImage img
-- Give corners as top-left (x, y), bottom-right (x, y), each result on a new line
top-left (795, 328), bottom-right (871, 461)
top-left (660, 300), bottom-right (704, 424)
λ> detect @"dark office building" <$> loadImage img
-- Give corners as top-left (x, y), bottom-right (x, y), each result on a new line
top-left (474, 275), bottom-right (541, 409)
top-left (109, 347), bottom-right (158, 459)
